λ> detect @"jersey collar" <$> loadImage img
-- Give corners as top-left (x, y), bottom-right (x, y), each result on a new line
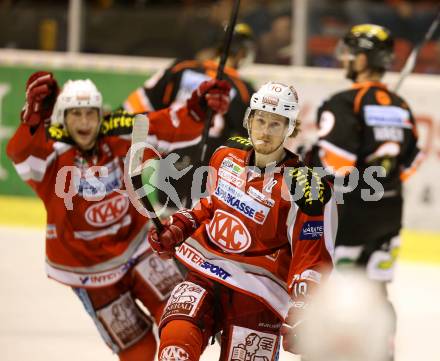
top-left (352, 81), bottom-right (387, 89)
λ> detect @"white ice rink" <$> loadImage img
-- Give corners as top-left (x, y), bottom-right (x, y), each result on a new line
top-left (1, 226), bottom-right (439, 361)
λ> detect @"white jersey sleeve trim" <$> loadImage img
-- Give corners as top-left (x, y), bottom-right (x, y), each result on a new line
top-left (318, 139), bottom-right (357, 161)
top-left (74, 215), bottom-right (132, 241)
top-left (13, 142), bottom-right (72, 182)
top-left (323, 192), bottom-right (338, 265)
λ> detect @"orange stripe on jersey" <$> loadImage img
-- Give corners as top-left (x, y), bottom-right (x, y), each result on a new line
top-left (319, 140), bottom-right (356, 175)
top-left (205, 60), bottom-right (250, 102)
top-left (400, 152), bottom-right (425, 182)
top-left (321, 149), bottom-right (355, 175)
top-left (125, 90), bottom-right (147, 113)
top-left (171, 60), bottom-right (199, 74)
top-left (400, 167), bottom-right (416, 182)
top-left (206, 69), bottom-right (216, 79)
top-left (163, 82), bottom-right (174, 105)
top-left (351, 81), bottom-right (387, 90)
top-left (353, 86), bottom-right (370, 114)
top-left (352, 81), bottom-right (388, 113)
top-left (229, 77), bottom-right (251, 103)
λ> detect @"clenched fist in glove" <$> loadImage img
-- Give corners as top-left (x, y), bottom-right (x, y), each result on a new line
top-left (147, 209), bottom-right (198, 258)
top-left (186, 79), bottom-right (231, 122)
top-left (21, 71), bottom-right (59, 127)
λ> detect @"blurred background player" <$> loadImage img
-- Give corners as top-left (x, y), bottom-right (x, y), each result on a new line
top-left (297, 270), bottom-right (394, 361)
top-left (304, 24), bottom-right (423, 360)
top-left (123, 23), bottom-right (256, 209)
top-left (6, 71), bottom-right (231, 361)
top-left (146, 82), bottom-right (336, 361)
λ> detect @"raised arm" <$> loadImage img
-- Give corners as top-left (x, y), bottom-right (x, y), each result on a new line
top-left (6, 72), bottom-right (61, 193)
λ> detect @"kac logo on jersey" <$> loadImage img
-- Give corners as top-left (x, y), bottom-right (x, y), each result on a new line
top-left (300, 221), bottom-right (324, 241)
top-left (207, 210), bottom-right (252, 253)
top-left (85, 194), bottom-right (129, 227)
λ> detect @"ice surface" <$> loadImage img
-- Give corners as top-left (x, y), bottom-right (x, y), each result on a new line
top-left (1, 226), bottom-right (439, 361)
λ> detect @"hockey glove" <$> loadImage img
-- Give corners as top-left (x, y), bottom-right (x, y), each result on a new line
top-left (21, 71), bottom-right (59, 127)
top-left (280, 302), bottom-right (307, 354)
top-left (147, 209), bottom-right (198, 259)
top-left (186, 79), bottom-right (231, 122)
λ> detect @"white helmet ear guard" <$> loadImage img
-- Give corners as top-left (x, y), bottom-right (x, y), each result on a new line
top-left (51, 79), bottom-right (103, 126)
top-left (243, 81), bottom-right (299, 136)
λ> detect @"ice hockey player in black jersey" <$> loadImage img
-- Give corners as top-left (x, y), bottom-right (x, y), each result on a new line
top-left (305, 24), bottom-right (423, 361)
top-left (123, 23), bottom-right (255, 209)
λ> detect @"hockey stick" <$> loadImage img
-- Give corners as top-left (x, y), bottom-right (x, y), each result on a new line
top-left (128, 114), bottom-right (164, 232)
top-left (197, 0), bottom-right (241, 165)
top-left (394, 7), bottom-right (440, 92)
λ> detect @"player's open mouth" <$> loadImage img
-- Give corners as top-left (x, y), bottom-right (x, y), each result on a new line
top-left (77, 129), bottom-right (92, 137)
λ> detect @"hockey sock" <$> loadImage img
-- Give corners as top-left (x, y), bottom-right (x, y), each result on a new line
top-left (159, 320), bottom-right (203, 361)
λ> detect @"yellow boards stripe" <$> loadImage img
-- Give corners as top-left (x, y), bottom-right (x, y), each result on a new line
top-left (0, 196), bottom-right (439, 264)
top-left (0, 196), bottom-right (45, 228)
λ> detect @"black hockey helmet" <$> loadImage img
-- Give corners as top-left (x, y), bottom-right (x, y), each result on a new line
top-left (216, 22), bottom-right (255, 62)
top-left (340, 24), bottom-right (394, 71)
top-left (229, 23), bottom-right (255, 55)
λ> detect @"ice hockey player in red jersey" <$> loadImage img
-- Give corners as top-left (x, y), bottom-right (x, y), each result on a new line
top-left (304, 24), bottom-right (423, 360)
top-left (6, 71), bottom-right (231, 361)
top-left (147, 82), bottom-right (337, 360)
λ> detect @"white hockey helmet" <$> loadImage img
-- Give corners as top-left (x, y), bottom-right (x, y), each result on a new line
top-left (51, 79), bottom-right (103, 126)
top-left (244, 81), bottom-right (299, 136)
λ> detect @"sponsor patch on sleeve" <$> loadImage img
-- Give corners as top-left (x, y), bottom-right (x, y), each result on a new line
top-left (300, 221), bottom-right (324, 240)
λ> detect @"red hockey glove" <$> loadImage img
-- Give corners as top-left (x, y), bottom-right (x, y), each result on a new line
top-left (186, 79), bottom-right (231, 122)
top-left (21, 71), bottom-right (59, 127)
top-left (147, 209), bottom-right (198, 258)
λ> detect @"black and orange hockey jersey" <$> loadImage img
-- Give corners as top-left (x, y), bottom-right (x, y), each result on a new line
top-left (308, 81), bottom-right (423, 245)
top-left (124, 59), bottom-right (255, 207)
top-left (7, 108), bottom-right (204, 288)
top-left (175, 137), bottom-right (337, 321)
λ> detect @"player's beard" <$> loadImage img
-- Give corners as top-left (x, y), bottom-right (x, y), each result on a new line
top-left (251, 135), bottom-right (284, 155)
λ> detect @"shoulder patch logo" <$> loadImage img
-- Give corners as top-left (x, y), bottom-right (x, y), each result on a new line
top-left (101, 111), bottom-right (134, 135)
top-left (300, 221), bottom-right (324, 240)
top-left (226, 136), bottom-right (253, 150)
top-left (47, 124), bottom-right (70, 141)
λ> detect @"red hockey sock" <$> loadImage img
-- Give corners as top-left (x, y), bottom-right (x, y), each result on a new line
top-left (158, 320), bottom-right (203, 361)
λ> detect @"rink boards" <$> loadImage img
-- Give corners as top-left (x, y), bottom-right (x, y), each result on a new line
top-left (1, 195), bottom-right (439, 264)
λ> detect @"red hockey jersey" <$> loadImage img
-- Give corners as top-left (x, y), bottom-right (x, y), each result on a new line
top-left (7, 108), bottom-right (203, 288)
top-left (175, 137), bottom-right (337, 321)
